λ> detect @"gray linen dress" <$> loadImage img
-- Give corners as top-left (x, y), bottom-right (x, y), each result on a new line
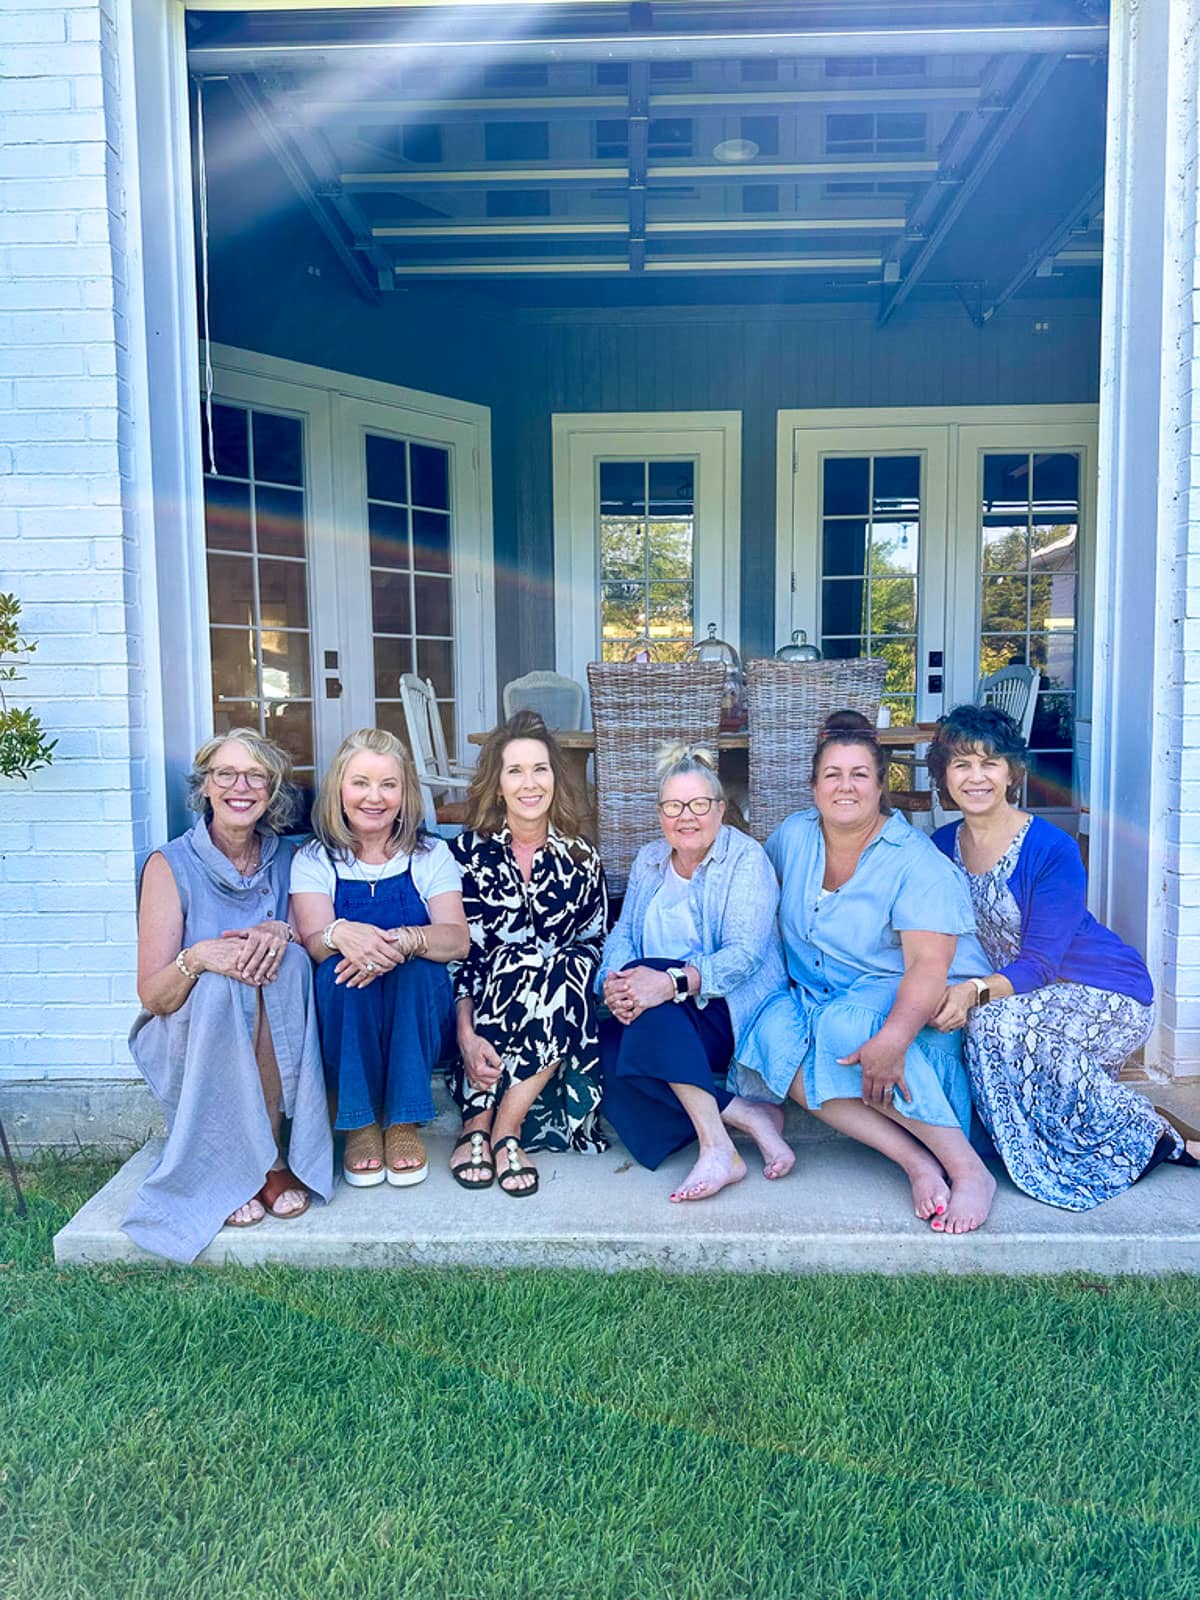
top-left (124, 818), bottom-right (334, 1262)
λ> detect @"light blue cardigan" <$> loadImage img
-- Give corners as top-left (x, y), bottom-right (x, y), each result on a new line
top-left (597, 825), bottom-right (788, 1047)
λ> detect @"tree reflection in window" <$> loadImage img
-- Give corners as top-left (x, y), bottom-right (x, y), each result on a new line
top-left (599, 460), bottom-right (695, 660)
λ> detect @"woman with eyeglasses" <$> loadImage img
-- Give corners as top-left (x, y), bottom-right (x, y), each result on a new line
top-left (125, 729), bottom-right (334, 1262)
top-left (597, 743), bottom-right (793, 1202)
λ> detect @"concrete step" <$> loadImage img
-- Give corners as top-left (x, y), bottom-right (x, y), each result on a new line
top-left (54, 1120), bottom-right (1200, 1275)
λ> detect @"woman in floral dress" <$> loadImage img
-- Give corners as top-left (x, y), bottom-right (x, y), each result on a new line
top-left (448, 712), bottom-right (608, 1196)
top-left (930, 703), bottom-right (1199, 1210)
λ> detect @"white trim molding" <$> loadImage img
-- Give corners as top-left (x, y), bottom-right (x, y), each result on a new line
top-left (551, 410), bottom-right (741, 691)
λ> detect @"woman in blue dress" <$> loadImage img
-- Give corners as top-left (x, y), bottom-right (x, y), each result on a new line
top-left (598, 744), bottom-right (794, 1203)
top-left (733, 715), bottom-right (997, 1234)
top-left (928, 703), bottom-right (1199, 1209)
top-left (291, 729), bottom-right (469, 1190)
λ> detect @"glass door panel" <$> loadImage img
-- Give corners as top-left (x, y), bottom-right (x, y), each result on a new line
top-left (363, 430), bottom-right (457, 752)
top-left (203, 400), bottom-right (317, 794)
top-left (820, 452), bottom-right (922, 723)
top-left (598, 457), bottom-right (696, 661)
top-left (977, 448), bottom-right (1080, 806)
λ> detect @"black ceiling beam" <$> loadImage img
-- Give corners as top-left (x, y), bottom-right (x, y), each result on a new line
top-left (227, 76), bottom-right (382, 302)
top-left (980, 178), bottom-right (1105, 321)
top-left (188, 23), bottom-right (1108, 77)
top-left (878, 52), bottom-right (1063, 326)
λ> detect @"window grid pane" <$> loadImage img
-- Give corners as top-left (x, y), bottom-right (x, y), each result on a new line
top-left (977, 450), bottom-right (1080, 805)
top-left (599, 458), bottom-right (695, 659)
top-left (205, 403), bottom-right (314, 777)
top-left (368, 434), bottom-right (456, 722)
top-left (819, 454), bottom-right (921, 703)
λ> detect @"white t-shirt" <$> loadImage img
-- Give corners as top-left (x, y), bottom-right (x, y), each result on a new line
top-left (289, 837), bottom-right (462, 906)
top-left (641, 863), bottom-right (701, 961)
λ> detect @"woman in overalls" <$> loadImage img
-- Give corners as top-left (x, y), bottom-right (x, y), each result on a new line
top-left (291, 728), bottom-right (469, 1188)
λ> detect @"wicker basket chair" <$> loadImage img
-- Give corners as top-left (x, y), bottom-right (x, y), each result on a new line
top-left (745, 657), bottom-right (888, 841)
top-left (586, 660), bottom-right (725, 895)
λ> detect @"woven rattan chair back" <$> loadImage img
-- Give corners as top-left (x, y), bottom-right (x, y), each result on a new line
top-left (586, 661), bottom-right (725, 895)
top-left (745, 657), bottom-right (888, 841)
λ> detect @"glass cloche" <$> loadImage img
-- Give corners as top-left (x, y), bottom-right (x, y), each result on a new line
top-left (776, 628), bottom-right (822, 662)
top-left (687, 622), bottom-right (746, 727)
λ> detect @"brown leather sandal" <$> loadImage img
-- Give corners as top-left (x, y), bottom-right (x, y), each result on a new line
top-left (383, 1122), bottom-right (428, 1188)
top-left (258, 1166), bottom-right (310, 1220)
top-left (342, 1123), bottom-right (386, 1188)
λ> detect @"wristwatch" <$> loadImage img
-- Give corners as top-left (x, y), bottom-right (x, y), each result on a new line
top-left (666, 966), bottom-right (691, 1004)
top-left (968, 977), bottom-right (992, 1008)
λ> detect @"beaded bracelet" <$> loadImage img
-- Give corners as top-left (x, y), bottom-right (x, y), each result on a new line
top-left (322, 917), bottom-right (346, 951)
top-left (175, 948), bottom-right (199, 981)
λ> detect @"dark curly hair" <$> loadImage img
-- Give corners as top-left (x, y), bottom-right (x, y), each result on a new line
top-left (463, 710), bottom-right (589, 845)
top-left (810, 709), bottom-right (890, 814)
top-left (925, 702), bottom-right (1027, 804)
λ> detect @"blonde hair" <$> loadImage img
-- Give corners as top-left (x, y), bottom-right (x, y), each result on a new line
top-left (186, 727), bottom-right (298, 833)
top-left (312, 728), bottom-right (426, 860)
top-left (655, 741), bottom-right (724, 802)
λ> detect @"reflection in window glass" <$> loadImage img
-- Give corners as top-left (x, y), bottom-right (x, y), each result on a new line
top-left (204, 401), bottom-right (314, 786)
top-left (367, 432), bottom-right (456, 746)
top-left (820, 454), bottom-right (921, 721)
top-left (976, 450), bottom-right (1081, 806)
top-left (599, 459), bottom-right (695, 660)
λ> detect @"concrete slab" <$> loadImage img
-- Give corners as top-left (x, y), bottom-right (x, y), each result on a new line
top-left (54, 1121), bottom-right (1200, 1275)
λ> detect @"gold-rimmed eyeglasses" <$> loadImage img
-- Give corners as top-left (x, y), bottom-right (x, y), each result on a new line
top-left (658, 797), bottom-right (718, 818)
top-left (209, 766), bottom-right (271, 792)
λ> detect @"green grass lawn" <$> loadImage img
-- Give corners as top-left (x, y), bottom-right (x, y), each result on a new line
top-left (1, 1161), bottom-right (1198, 1600)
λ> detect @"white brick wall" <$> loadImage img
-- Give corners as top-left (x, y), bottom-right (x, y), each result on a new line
top-left (0, 0), bottom-right (148, 1083)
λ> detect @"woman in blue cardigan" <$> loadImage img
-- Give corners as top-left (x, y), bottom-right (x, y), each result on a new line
top-left (929, 703), bottom-right (1198, 1209)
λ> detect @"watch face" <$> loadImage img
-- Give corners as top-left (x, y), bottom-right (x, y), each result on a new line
top-left (673, 968), bottom-right (689, 999)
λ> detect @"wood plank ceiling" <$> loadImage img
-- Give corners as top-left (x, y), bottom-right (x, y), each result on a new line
top-left (186, 0), bottom-right (1108, 314)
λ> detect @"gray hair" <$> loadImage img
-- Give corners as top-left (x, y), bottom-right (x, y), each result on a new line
top-left (186, 727), bottom-right (300, 834)
top-left (654, 740), bottom-right (725, 802)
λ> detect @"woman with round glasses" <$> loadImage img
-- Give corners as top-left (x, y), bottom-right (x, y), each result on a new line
top-left (125, 729), bottom-right (334, 1262)
top-left (597, 743), bottom-right (793, 1202)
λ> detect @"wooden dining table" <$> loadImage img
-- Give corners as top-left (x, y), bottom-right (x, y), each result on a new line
top-left (467, 724), bottom-right (937, 816)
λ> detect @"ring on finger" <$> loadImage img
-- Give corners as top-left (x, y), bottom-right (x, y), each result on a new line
top-left (365, 961), bottom-right (377, 973)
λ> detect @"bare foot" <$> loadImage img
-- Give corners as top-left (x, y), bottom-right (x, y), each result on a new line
top-left (225, 1196), bottom-right (265, 1227)
top-left (265, 1183), bottom-right (306, 1217)
top-left (722, 1097), bottom-right (795, 1180)
top-left (899, 1149), bottom-right (950, 1221)
top-left (932, 1166), bottom-right (996, 1234)
top-left (670, 1147), bottom-right (747, 1203)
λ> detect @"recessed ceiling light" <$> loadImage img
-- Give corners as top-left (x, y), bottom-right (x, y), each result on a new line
top-left (712, 138), bottom-right (760, 163)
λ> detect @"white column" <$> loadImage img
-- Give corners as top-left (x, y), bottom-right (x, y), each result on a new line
top-left (1091, 0), bottom-right (1200, 1075)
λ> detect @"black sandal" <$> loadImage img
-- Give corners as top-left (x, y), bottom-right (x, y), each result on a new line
top-left (450, 1126), bottom-right (494, 1189)
top-left (493, 1135), bottom-right (539, 1198)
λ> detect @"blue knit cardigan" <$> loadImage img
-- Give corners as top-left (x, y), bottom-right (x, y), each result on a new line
top-left (932, 815), bottom-right (1153, 1004)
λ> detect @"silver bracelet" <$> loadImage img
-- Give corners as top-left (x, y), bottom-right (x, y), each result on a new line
top-left (322, 917), bottom-right (345, 951)
top-left (175, 948), bottom-right (199, 981)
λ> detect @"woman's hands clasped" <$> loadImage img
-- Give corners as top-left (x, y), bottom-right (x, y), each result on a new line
top-left (328, 920), bottom-right (403, 989)
top-left (214, 918), bottom-right (292, 986)
top-left (603, 965), bottom-right (675, 1025)
top-left (931, 981), bottom-right (977, 1034)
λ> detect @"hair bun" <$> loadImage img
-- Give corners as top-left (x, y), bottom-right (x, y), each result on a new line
top-left (818, 709), bottom-right (878, 744)
top-left (654, 740), bottom-right (717, 779)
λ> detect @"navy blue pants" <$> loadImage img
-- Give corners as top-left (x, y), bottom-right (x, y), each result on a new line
top-left (600, 958), bottom-right (734, 1170)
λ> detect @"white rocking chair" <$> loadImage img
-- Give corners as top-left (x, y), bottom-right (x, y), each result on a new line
top-left (398, 673), bottom-right (472, 833)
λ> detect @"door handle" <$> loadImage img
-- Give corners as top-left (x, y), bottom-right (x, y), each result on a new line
top-left (325, 677), bottom-right (343, 700)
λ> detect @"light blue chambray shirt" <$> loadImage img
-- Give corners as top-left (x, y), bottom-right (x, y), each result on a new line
top-left (597, 824), bottom-right (788, 1047)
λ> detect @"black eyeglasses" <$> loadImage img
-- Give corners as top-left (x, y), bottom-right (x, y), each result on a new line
top-left (658, 797), bottom-right (718, 818)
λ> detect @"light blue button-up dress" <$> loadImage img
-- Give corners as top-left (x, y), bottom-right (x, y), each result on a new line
top-left (730, 809), bottom-right (987, 1132)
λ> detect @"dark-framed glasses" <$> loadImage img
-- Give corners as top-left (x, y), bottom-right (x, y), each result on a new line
top-left (210, 766), bottom-right (271, 792)
top-left (658, 797), bottom-right (717, 818)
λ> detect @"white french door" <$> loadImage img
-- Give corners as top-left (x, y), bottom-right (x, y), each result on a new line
top-left (202, 348), bottom-right (493, 782)
top-left (552, 411), bottom-right (741, 695)
top-left (777, 406), bottom-right (1097, 808)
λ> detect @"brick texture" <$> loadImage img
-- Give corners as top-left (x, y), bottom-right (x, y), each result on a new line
top-left (0, 0), bottom-right (148, 1080)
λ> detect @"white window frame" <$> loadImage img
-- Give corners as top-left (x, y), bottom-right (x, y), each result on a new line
top-left (205, 346), bottom-right (495, 767)
top-left (551, 410), bottom-right (741, 692)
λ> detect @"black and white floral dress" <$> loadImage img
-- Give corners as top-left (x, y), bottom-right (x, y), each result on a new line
top-left (448, 825), bottom-right (608, 1152)
top-left (958, 820), bottom-right (1170, 1210)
